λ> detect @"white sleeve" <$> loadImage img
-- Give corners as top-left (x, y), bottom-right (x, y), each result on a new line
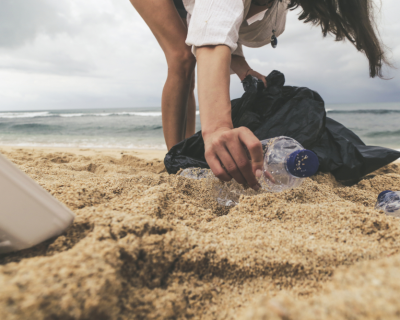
top-left (185, 0), bottom-right (245, 56)
top-left (231, 43), bottom-right (244, 57)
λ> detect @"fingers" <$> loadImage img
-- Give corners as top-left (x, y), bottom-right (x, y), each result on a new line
top-left (217, 147), bottom-right (247, 185)
top-left (204, 127), bottom-right (265, 190)
top-left (263, 170), bottom-right (276, 184)
top-left (249, 70), bottom-right (267, 88)
top-left (237, 127), bottom-right (263, 190)
top-left (238, 127), bottom-right (263, 175)
top-left (226, 137), bottom-right (260, 189)
top-left (256, 74), bottom-right (267, 88)
top-left (205, 152), bottom-right (232, 182)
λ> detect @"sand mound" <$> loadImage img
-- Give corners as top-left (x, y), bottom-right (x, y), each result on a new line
top-left (0, 148), bottom-right (399, 320)
top-left (240, 254), bottom-right (400, 320)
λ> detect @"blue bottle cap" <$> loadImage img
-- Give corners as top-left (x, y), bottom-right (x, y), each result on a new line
top-left (377, 190), bottom-right (393, 203)
top-left (286, 149), bottom-right (319, 178)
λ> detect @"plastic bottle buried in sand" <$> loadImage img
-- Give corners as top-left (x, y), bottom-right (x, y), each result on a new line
top-left (180, 136), bottom-right (320, 206)
top-left (375, 190), bottom-right (400, 218)
top-left (180, 168), bottom-right (240, 206)
top-left (261, 136), bottom-right (319, 192)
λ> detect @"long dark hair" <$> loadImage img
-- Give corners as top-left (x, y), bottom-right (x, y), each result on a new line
top-left (288, 0), bottom-right (391, 78)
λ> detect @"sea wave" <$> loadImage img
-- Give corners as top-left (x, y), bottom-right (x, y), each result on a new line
top-left (0, 112), bottom-right (52, 119)
top-left (5, 108), bottom-right (398, 118)
top-left (57, 112), bottom-right (164, 117)
top-left (327, 109), bottom-right (400, 114)
top-left (366, 130), bottom-right (400, 138)
top-left (124, 125), bottom-right (163, 132)
top-left (11, 123), bottom-right (59, 130)
top-left (0, 110), bottom-right (200, 119)
top-left (0, 141), bottom-right (167, 150)
top-left (112, 112), bottom-right (162, 117)
top-left (59, 113), bottom-right (86, 117)
top-left (2, 124), bottom-right (163, 134)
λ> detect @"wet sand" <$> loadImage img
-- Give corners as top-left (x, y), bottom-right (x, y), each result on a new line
top-left (0, 146), bottom-right (399, 319)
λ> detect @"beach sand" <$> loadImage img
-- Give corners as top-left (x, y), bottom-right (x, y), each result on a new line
top-left (0, 146), bottom-right (399, 319)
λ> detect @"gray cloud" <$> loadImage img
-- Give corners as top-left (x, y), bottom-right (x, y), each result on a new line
top-left (233, 1), bottom-right (400, 103)
top-left (0, 0), bottom-right (398, 111)
top-left (0, 0), bottom-right (75, 48)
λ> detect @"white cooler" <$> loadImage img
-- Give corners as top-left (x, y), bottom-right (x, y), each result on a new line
top-left (0, 152), bottom-right (75, 254)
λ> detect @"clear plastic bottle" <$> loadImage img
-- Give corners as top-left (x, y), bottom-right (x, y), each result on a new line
top-left (179, 167), bottom-right (245, 206)
top-left (179, 168), bottom-right (210, 180)
top-left (260, 136), bottom-right (319, 192)
top-left (180, 136), bottom-right (319, 206)
top-left (375, 190), bottom-right (400, 218)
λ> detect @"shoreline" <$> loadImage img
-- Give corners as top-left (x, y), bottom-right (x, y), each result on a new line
top-left (1, 145), bottom-right (399, 164)
top-left (0, 145), bottom-right (167, 161)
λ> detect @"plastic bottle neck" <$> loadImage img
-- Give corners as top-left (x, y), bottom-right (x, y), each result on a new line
top-left (284, 157), bottom-right (297, 178)
top-left (285, 149), bottom-right (319, 178)
top-left (378, 190), bottom-right (394, 203)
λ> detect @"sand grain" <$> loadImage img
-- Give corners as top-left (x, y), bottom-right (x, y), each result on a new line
top-left (0, 148), bottom-right (399, 320)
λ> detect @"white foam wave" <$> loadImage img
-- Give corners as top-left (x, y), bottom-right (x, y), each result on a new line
top-left (0, 112), bottom-right (51, 119)
top-left (59, 113), bottom-right (86, 117)
top-left (118, 111), bottom-right (200, 117)
top-left (59, 113), bottom-right (114, 117)
top-left (0, 110), bottom-right (200, 119)
top-left (93, 113), bottom-right (113, 117)
top-left (326, 109), bottom-right (333, 112)
top-left (0, 141), bottom-right (167, 150)
top-left (60, 111), bottom-right (200, 117)
top-left (117, 112), bottom-right (161, 117)
top-left (58, 111), bottom-right (163, 117)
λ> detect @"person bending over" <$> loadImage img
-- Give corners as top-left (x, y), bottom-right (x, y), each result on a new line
top-left (129, 0), bottom-right (389, 190)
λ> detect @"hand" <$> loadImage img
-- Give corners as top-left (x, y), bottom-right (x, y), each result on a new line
top-left (203, 126), bottom-right (264, 190)
top-left (230, 55), bottom-right (267, 88)
top-left (245, 69), bottom-right (267, 88)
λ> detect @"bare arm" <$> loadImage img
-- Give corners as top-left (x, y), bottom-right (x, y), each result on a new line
top-left (197, 46), bottom-right (232, 136)
top-left (197, 45), bottom-right (263, 190)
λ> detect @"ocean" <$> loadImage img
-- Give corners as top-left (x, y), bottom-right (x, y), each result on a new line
top-left (0, 102), bottom-right (399, 150)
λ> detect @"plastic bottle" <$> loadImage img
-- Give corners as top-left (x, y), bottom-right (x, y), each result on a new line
top-left (179, 168), bottom-right (210, 180)
top-left (179, 167), bottom-right (240, 207)
top-left (260, 136), bottom-right (319, 192)
top-left (375, 190), bottom-right (400, 218)
top-left (180, 136), bottom-right (319, 206)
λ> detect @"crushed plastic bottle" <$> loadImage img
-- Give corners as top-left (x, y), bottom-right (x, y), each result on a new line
top-left (375, 190), bottom-right (400, 218)
top-left (180, 136), bottom-right (319, 206)
top-left (260, 136), bottom-right (319, 192)
top-left (179, 168), bottom-right (210, 180)
top-left (179, 167), bottom-right (240, 206)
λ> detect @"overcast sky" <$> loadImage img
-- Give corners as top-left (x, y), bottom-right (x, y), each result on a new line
top-left (0, 0), bottom-right (399, 111)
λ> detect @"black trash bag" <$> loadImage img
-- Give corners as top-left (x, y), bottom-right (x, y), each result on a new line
top-left (164, 70), bottom-right (400, 184)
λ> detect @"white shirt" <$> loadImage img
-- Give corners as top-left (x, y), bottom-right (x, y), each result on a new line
top-left (183, 0), bottom-right (290, 57)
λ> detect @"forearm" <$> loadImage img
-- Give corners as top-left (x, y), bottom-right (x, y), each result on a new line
top-left (230, 55), bottom-right (251, 81)
top-left (196, 45), bottom-right (233, 137)
top-left (196, 45), bottom-right (263, 190)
